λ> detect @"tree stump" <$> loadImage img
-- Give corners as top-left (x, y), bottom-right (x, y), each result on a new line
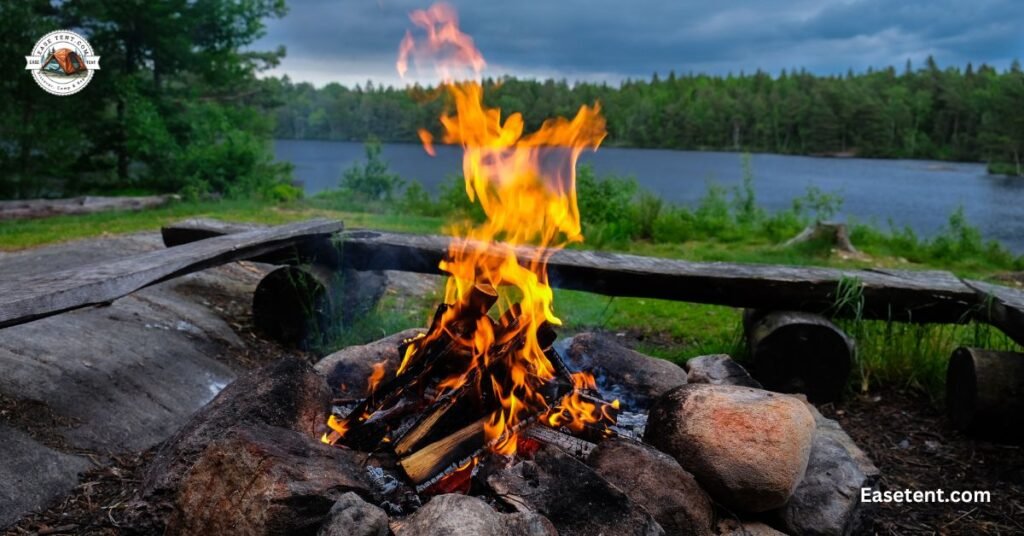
top-left (784, 221), bottom-right (858, 254)
top-left (743, 310), bottom-right (854, 403)
top-left (946, 347), bottom-right (1024, 442)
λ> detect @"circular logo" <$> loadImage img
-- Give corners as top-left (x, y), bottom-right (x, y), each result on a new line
top-left (24, 30), bottom-right (100, 96)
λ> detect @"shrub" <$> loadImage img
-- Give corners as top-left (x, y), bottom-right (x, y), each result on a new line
top-left (340, 139), bottom-right (404, 201)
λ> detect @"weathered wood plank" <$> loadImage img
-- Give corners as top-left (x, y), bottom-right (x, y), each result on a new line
top-left (161, 218), bottom-right (342, 268)
top-left (0, 219), bottom-right (343, 329)
top-left (339, 230), bottom-right (979, 324)
top-left (0, 195), bottom-right (178, 221)
top-left (963, 280), bottom-right (1024, 347)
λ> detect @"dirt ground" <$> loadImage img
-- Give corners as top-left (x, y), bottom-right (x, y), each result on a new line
top-left (823, 390), bottom-right (1024, 535)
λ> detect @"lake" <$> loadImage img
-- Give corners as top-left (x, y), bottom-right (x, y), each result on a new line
top-left (275, 139), bottom-right (1024, 254)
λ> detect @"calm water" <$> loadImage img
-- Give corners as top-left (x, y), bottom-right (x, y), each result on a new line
top-left (275, 139), bottom-right (1024, 253)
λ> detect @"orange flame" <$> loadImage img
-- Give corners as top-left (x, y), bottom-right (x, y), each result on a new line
top-left (321, 414), bottom-right (350, 446)
top-left (366, 361), bottom-right (387, 395)
top-left (544, 372), bottom-right (620, 434)
top-left (396, 2), bottom-right (485, 81)
top-left (398, 3), bottom-right (607, 456)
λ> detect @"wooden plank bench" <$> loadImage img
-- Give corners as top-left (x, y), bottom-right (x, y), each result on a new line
top-left (0, 219), bottom-right (343, 329)
top-left (153, 221), bottom-right (1024, 344)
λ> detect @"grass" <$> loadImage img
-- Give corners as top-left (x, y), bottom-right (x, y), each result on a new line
top-left (0, 198), bottom-right (445, 251)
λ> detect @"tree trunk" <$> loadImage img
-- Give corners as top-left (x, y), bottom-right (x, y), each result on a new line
top-left (743, 310), bottom-right (854, 403)
top-left (946, 347), bottom-right (1024, 442)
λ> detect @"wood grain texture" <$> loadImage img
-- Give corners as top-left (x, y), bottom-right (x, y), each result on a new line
top-left (339, 230), bottom-right (981, 324)
top-left (0, 219), bottom-right (343, 329)
top-left (161, 218), bottom-right (342, 268)
top-left (963, 280), bottom-right (1024, 346)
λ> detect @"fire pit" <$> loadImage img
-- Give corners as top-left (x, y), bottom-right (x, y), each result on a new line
top-left (128, 4), bottom-right (878, 535)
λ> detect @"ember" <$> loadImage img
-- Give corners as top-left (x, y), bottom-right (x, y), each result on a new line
top-left (321, 1), bottom-right (617, 491)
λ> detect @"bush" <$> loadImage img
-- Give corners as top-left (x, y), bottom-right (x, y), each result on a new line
top-left (340, 139), bottom-right (404, 201)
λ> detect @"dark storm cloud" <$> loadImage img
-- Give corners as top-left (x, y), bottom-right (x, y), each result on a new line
top-left (253, 0), bottom-right (1024, 87)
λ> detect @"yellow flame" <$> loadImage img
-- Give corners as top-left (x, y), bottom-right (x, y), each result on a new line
top-left (396, 4), bottom-right (606, 456)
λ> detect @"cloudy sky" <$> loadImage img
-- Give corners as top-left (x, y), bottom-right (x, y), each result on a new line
top-left (253, 0), bottom-right (1024, 88)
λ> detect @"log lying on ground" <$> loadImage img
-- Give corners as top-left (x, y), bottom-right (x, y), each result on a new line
top-left (251, 265), bottom-right (385, 348)
top-left (784, 221), bottom-right (859, 254)
top-left (946, 347), bottom-right (1024, 442)
top-left (338, 230), bottom-right (981, 324)
top-left (0, 194), bottom-right (178, 220)
top-left (162, 218), bottom-right (342, 269)
top-left (0, 219), bottom-right (344, 330)
top-left (743, 310), bottom-right (854, 403)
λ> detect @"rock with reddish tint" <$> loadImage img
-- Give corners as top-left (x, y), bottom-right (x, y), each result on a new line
top-left (394, 494), bottom-right (556, 536)
top-left (563, 333), bottom-right (688, 409)
top-left (488, 443), bottom-right (665, 536)
top-left (316, 328), bottom-right (425, 398)
top-left (773, 402), bottom-right (879, 536)
top-left (138, 357), bottom-right (332, 522)
top-left (717, 519), bottom-right (788, 536)
top-left (319, 492), bottom-right (389, 536)
top-left (588, 438), bottom-right (714, 536)
top-left (166, 424), bottom-right (371, 535)
top-left (644, 384), bottom-right (815, 513)
top-left (685, 354), bottom-right (762, 388)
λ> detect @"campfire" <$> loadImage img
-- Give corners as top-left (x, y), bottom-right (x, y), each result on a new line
top-left (321, 2), bottom-right (620, 495)
top-left (126, 6), bottom-right (878, 536)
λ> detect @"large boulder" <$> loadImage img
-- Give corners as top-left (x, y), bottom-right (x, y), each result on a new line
top-left (644, 384), bottom-right (815, 513)
top-left (315, 328), bottom-right (425, 398)
top-left (488, 444), bottom-right (664, 536)
top-left (588, 438), bottom-right (714, 536)
top-left (685, 354), bottom-right (762, 388)
top-left (166, 424), bottom-right (371, 535)
top-left (395, 494), bottom-right (555, 536)
top-left (563, 333), bottom-right (688, 409)
top-left (319, 492), bottom-right (389, 536)
top-left (137, 357), bottom-right (333, 527)
top-left (773, 401), bottom-right (880, 536)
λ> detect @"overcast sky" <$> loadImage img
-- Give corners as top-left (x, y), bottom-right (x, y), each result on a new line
top-left (253, 0), bottom-right (1024, 88)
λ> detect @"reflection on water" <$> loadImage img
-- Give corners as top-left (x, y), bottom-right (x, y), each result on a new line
top-left (275, 139), bottom-right (1024, 253)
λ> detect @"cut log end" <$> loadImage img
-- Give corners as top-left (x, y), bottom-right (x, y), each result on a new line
top-left (947, 347), bottom-right (1024, 442)
top-left (253, 265), bottom-right (339, 348)
top-left (744, 310), bottom-right (854, 403)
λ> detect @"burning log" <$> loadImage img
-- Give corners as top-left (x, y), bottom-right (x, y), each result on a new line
top-left (399, 418), bottom-right (487, 489)
top-left (743, 309), bottom-right (854, 403)
top-left (946, 347), bottom-right (1024, 442)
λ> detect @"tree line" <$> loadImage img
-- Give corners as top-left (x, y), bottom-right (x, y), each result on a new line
top-left (0, 0), bottom-right (295, 200)
top-left (270, 58), bottom-right (1024, 176)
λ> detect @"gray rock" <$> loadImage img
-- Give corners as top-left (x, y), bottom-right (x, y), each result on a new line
top-left (488, 444), bottom-right (664, 536)
top-left (0, 233), bottom-right (265, 526)
top-left (395, 494), bottom-right (555, 536)
top-left (588, 438), bottom-right (714, 536)
top-left (645, 384), bottom-right (816, 513)
top-left (773, 402), bottom-right (880, 536)
top-left (0, 425), bottom-right (91, 528)
top-left (315, 328), bottom-right (425, 398)
top-left (717, 519), bottom-right (789, 536)
top-left (685, 354), bottom-right (762, 388)
top-left (563, 333), bottom-right (688, 410)
top-left (319, 492), bottom-right (389, 536)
